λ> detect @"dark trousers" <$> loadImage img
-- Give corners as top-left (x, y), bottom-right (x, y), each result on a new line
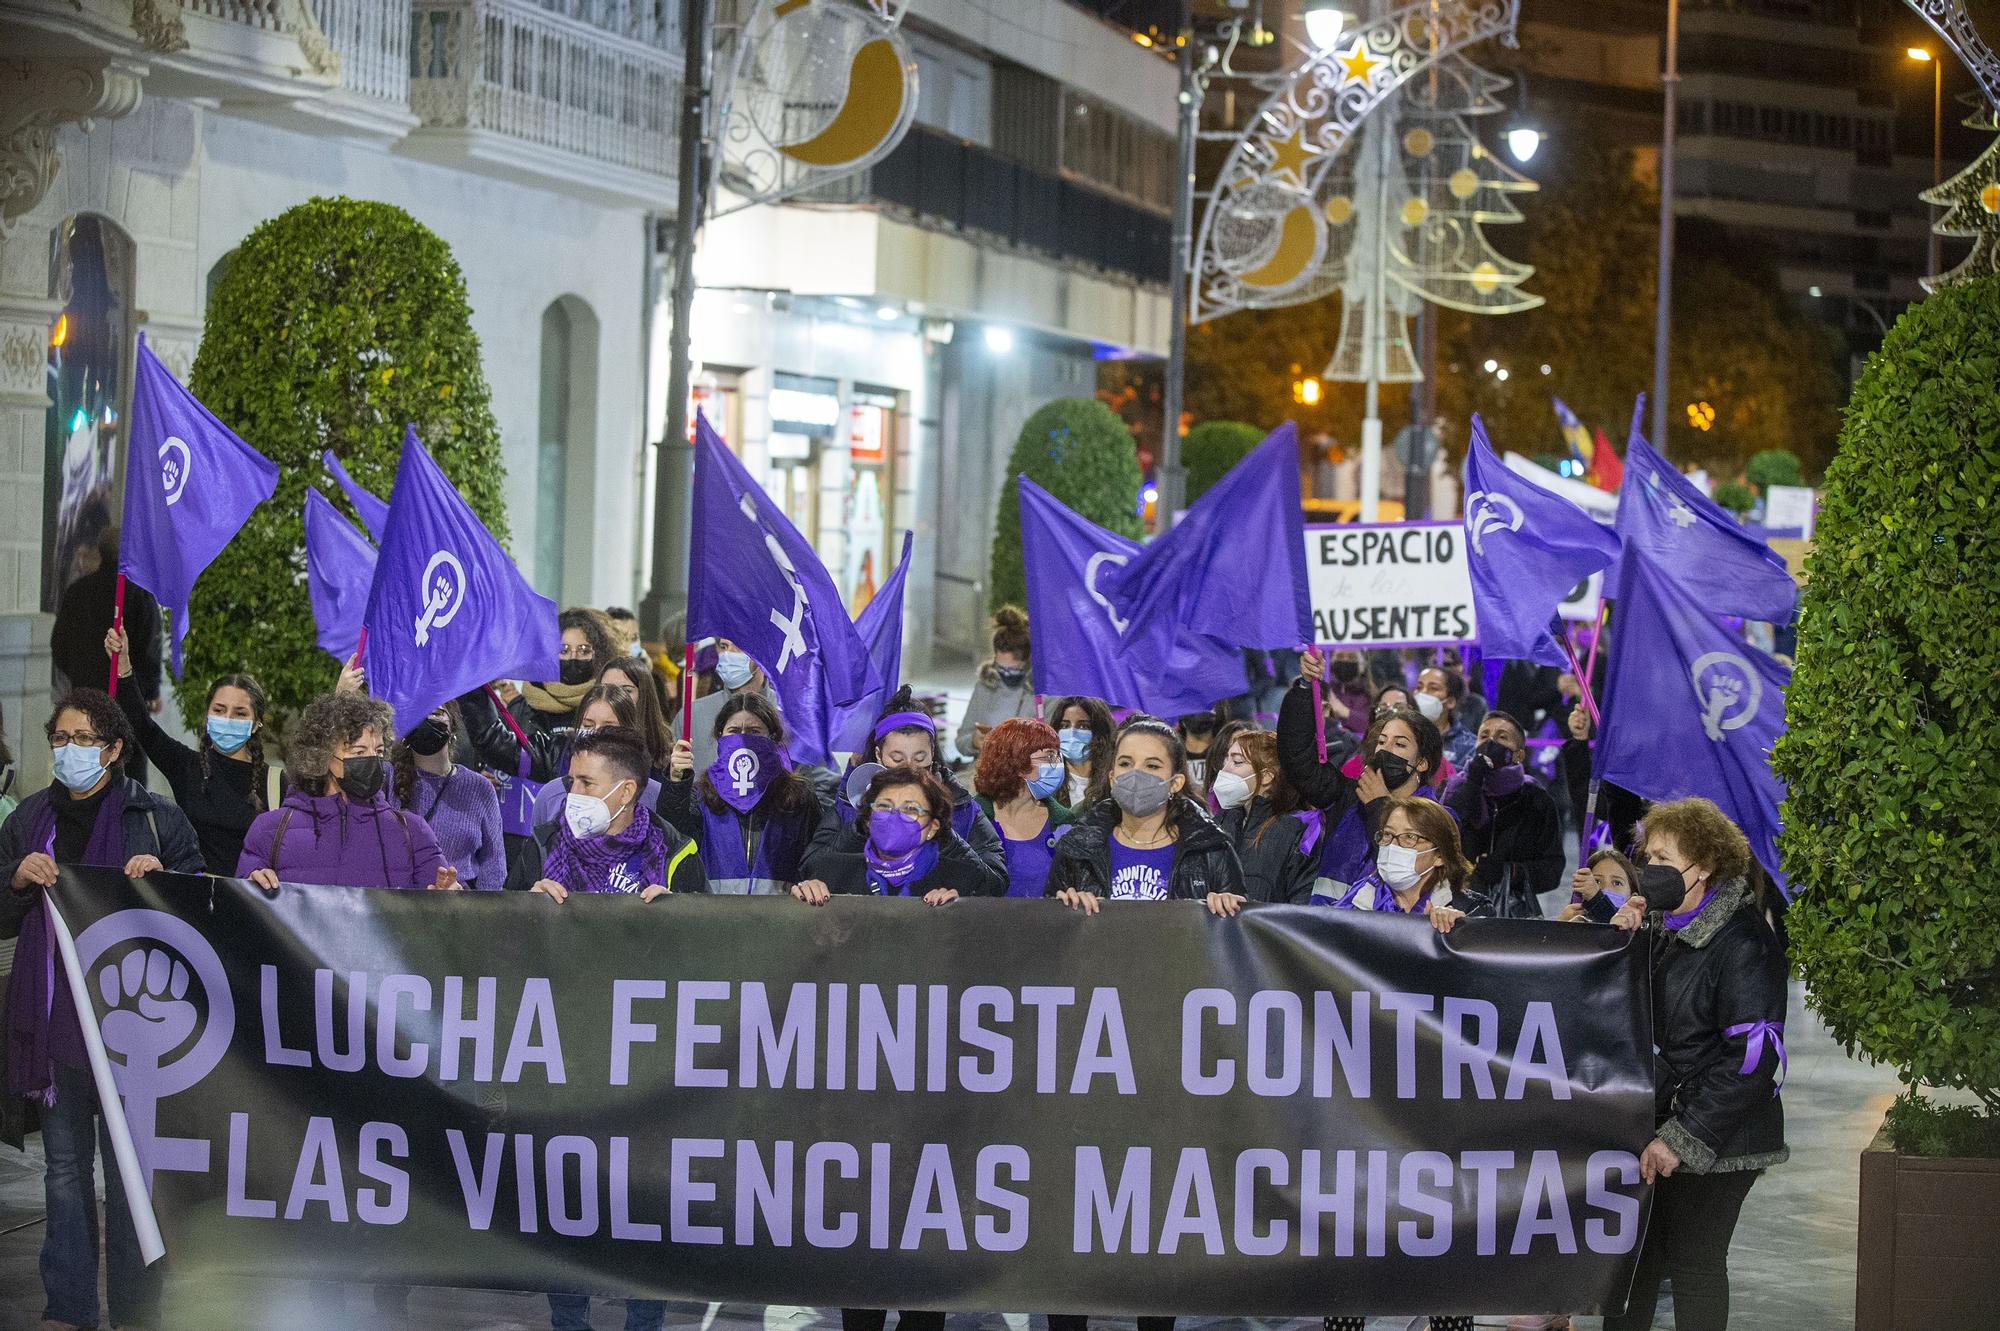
top-left (841, 1312), bottom-right (944, 1331)
top-left (549, 1292), bottom-right (665, 1330)
top-left (1605, 1167), bottom-right (1761, 1331)
top-left (40, 1063), bottom-right (159, 1329)
top-left (1048, 1318), bottom-right (1176, 1331)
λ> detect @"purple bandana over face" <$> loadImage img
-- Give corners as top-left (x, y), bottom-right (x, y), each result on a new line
top-left (709, 734), bottom-right (787, 814)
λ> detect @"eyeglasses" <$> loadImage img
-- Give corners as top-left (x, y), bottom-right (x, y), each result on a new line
top-left (1375, 831), bottom-right (1435, 850)
top-left (47, 731), bottom-right (106, 748)
top-left (870, 801), bottom-right (931, 820)
top-left (558, 644), bottom-right (596, 660)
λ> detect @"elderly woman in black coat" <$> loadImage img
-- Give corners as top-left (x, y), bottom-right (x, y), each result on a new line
top-left (1605, 796), bottom-right (1789, 1331)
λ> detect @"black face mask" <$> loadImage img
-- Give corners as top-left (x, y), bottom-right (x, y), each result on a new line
top-left (1330, 661), bottom-right (1361, 683)
top-left (1476, 739), bottom-right (1516, 768)
top-left (1369, 750), bottom-right (1414, 790)
top-left (1640, 862), bottom-right (1691, 901)
top-left (407, 719), bottom-right (451, 757)
top-left (995, 666), bottom-right (1027, 688)
top-left (336, 755), bottom-right (386, 802)
top-left (558, 658), bottom-right (595, 687)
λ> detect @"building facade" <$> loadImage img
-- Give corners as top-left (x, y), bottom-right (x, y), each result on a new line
top-left (680, 0), bottom-right (1176, 670)
top-left (1, 0), bottom-right (682, 784)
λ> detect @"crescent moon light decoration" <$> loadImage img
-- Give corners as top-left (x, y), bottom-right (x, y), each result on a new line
top-left (1190, 0), bottom-right (1524, 324)
top-left (712, 0), bottom-right (919, 216)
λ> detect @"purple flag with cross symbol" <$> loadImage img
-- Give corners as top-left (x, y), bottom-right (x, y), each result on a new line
top-left (303, 487), bottom-right (377, 662)
top-left (1462, 413), bottom-right (1621, 667)
top-left (362, 426), bottom-right (560, 736)
top-left (118, 333), bottom-right (279, 674)
top-left (686, 411), bottom-right (882, 766)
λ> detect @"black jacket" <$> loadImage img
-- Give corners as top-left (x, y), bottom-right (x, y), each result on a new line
top-left (116, 685), bottom-right (286, 875)
top-left (511, 809), bottom-right (709, 895)
top-left (52, 567), bottom-right (160, 701)
top-left (1218, 797), bottom-right (1317, 904)
top-left (1275, 680), bottom-right (1362, 815)
top-left (814, 766), bottom-right (1008, 886)
top-left (462, 687), bottom-right (572, 784)
top-left (799, 819), bottom-right (1006, 898)
top-left (1, 780), bottom-right (205, 938)
top-left (1443, 764), bottom-right (1566, 905)
top-left (1044, 800), bottom-right (1244, 900)
top-left (1645, 880), bottom-right (1789, 1174)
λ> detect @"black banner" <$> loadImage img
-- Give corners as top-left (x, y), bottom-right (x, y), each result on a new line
top-left (47, 868), bottom-right (1654, 1317)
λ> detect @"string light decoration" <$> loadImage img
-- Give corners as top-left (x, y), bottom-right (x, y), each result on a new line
top-left (1904, 1), bottom-right (2000, 290)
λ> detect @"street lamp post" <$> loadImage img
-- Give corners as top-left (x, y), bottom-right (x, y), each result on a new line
top-left (1909, 46), bottom-right (1942, 280)
top-left (1157, 0), bottom-right (1200, 530)
top-left (1650, 0), bottom-right (1679, 459)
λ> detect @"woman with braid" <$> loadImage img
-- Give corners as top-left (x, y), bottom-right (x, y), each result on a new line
top-left (106, 625), bottom-right (285, 874)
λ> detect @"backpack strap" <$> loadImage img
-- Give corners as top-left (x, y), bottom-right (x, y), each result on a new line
top-left (270, 809), bottom-right (294, 877)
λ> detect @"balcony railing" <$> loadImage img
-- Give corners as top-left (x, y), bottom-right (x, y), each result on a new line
top-left (307, 0), bottom-right (412, 104)
top-left (409, 0), bottom-right (679, 178)
top-left (801, 123), bottom-right (1173, 286)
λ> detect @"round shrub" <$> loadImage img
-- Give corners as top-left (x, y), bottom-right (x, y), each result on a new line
top-left (1181, 419), bottom-right (1267, 504)
top-left (987, 398), bottom-right (1143, 611)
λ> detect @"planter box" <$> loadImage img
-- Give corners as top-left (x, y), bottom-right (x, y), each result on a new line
top-left (1856, 1122), bottom-right (2000, 1328)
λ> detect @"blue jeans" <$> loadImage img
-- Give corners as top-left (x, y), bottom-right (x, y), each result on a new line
top-left (548, 1293), bottom-right (666, 1331)
top-left (41, 1062), bottom-right (159, 1328)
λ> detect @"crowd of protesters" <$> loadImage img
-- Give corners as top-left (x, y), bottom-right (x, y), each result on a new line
top-left (0, 598), bottom-right (1789, 1331)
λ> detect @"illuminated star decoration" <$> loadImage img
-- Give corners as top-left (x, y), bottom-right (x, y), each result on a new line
top-left (1263, 124), bottom-right (1319, 184)
top-left (1339, 41), bottom-right (1379, 86)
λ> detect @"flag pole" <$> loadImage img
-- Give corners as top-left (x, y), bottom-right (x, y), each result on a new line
top-left (1305, 644), bottom-right (1327, 763)
top-left (682, 643), bottom-right (696, 742)
top-left (483, 684), bottom-right (531, 749)
top-left (1562, 626), bottom-right (1600, 729)
top-left (107, 575), bottom-right (126, 697)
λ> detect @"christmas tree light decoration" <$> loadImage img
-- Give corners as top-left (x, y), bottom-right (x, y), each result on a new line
top-left (1902, 2), bottom-right (2000, 290)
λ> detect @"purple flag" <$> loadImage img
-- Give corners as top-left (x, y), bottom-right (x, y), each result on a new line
top-left (1463, 414), bottom-right (1621, 668)
top-left (1614, 397), bottom-right (1797, 623)
top-left (686, 412), bottom-right (881, 766)
top-left (832, 530), bottom-right (914, 751)
top-left (1102, 422), bottom-right (1313, 659)
top-left (119, 334), bottom-right (279, 674)
top-left (323, 449), bottom-right (390, 541)
top-left (1598, 547), bottom-right (1790, 898)
top-left (362, 427), bottom-right (560, 736)
top-left (1017, 476), bottom-right (1245, 715)
top-left (303, 487), bottom-right (376, 662)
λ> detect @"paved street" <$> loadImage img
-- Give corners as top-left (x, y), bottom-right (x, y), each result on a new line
top-left (0, 978), bottom-right (1901, 1331)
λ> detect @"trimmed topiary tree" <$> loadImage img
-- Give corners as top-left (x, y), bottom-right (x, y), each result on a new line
top-left (1182, 419), bottom-right (1266, 504)
top-left (988, 398), bottom-right (1143, 612)
top-left (1745, 447), bottom-right (1803, 492)
top-left (1774, 272), bottom-right (2000, 1117)
top-left (181, 197), bottom-right (508, 726)
top-left (1711, 480), bottom-right (1755, 515)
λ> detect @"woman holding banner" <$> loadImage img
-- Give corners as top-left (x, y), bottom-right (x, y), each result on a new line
top-left (1, 688), bottom-right (203, 1331)
top-left (792, 766), bottom-right (1004, 902)
top-left (1050, 694), bottom-right (1117, 808)
top-left (1046, 717), bottom-right (1243, 909)
top-left (1605, 797), bottom-right (1788, 1331)
top-left (830, 687), bottom-right (1006, 879)
top-left (662, 693), bottom-right (827, 895)
top-left (236, 692), bottom-right (458, 891)
top-left (1208, 729), bottom-right (1317, 905)
top-left (971, 716), bottom-right (1074, 898)
top-left (105, 624), bottom-right (284, 874)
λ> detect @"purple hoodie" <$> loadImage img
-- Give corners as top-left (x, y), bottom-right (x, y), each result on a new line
top-left (237, 788), bottom-right (446, 889)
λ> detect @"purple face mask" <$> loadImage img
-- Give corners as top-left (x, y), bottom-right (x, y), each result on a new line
top-left (867, 810), bottom-right (927, 859)
top-left (709, 734), bottom-right (786, 813)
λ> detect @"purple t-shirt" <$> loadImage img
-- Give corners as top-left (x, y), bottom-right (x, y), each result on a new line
top-left (1108, 839), bottom-right (1176, 902)
top-left (1002, 830), bottom-right (1055, 899)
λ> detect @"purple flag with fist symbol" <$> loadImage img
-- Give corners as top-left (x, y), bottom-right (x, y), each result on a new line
top-left (118, 334), bottom-right (279, 674)
top-left (362, 426), bottom-right (560, 736)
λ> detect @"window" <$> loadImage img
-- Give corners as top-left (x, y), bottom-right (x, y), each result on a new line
top-left (537, 296), bottom-right (600, 602)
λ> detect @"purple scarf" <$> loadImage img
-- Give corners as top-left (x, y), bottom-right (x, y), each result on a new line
top-left (1370, 877), bottom-right (1432, 915)
top-left (541, 807), bottom-right (669, 895)
top-left (7, 782), bottom-right (130, 1103)
top-left (1663, 887), bottom-right (1718, 932)
top-left (864, 839), bottom-right (939, 895)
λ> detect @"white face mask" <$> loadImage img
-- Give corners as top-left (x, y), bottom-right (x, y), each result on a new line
top-left (563, 782), bottom-right (629, 839)
top-left (716, 651), bottom-right (755, 691)
top-left (1414, 693), bottom-right (1445, 722)
top-left (1377, 843), bottom-right (1428, 891)
top-left (1211, 769), bottom-right (1253, 810)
